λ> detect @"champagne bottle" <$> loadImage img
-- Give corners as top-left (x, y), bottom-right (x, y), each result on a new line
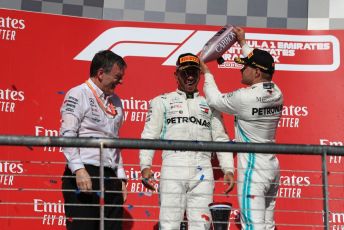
top-left (200, 25), bottom-right (237, 64)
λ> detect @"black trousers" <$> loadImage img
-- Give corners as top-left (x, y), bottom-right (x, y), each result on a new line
top-left (62, 164), bottom-right (123, 230)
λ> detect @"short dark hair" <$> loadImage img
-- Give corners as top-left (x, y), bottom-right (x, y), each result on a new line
top-left (90, 50), bottom-right (127, 77)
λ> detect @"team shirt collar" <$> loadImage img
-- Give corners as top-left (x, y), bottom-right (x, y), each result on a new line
top-left (176, 89), bottom-right (199, 99)
top-left (87, 78), bottom-right (107, 100)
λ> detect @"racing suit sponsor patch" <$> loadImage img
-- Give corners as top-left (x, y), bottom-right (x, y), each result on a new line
top-left (200, 106), bottom-right (209, 114)
top-left (166, 116), bottom-right (210, 128)
top-left (63, 96), bottom-right (79, 112)
top-left (225, 92), bottom-right (234, 99)
top-left (252, 105), bottom-right (283, 116)
top-left (263, 82), bottom-right (274, 89)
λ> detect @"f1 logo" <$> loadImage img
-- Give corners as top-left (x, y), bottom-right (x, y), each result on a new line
top-left (74, 27), bottom-right (216, 67)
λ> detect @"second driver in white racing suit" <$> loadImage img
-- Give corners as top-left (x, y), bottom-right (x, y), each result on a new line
top-left (139, 53), bottom-right (235, 230)
top-left (202, 27), bottom-right (284, 230)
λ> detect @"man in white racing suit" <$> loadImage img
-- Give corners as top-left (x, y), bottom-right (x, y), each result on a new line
top-left (201, 27), bottom-right (284, 230)
top-left (139, 53), bottom-right (235, 230)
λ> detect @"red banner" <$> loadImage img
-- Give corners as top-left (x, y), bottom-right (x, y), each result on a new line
top-left (0, 8), bottom-right (343, 229)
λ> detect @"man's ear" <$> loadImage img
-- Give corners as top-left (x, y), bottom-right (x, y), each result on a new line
top-left (174, 71), bottom-right (178, 79)
top-left (255, 68), bottom-right (261, 79)
top-left (97, 68), bottom-right (104, 80)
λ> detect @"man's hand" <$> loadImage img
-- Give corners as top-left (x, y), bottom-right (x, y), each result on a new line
top-left (141, 168), bottom-right (155, 191)
top-left (223, 172), bottom-right (235, 194)
top-left (122, 181), bottom-right (128, 202)
top-left (200, 60), bottom-right (210, 75)
top-left (233, 27), bottom-right (246, 47)
top-left (75, 168), bottom-right (92, 193)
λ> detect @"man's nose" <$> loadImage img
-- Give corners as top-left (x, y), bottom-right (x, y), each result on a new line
top-left (186, 75), bottom-right (194, 80)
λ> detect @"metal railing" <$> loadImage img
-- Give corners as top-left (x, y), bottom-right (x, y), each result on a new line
top-left (0, 135), bottom-right (344, 230)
